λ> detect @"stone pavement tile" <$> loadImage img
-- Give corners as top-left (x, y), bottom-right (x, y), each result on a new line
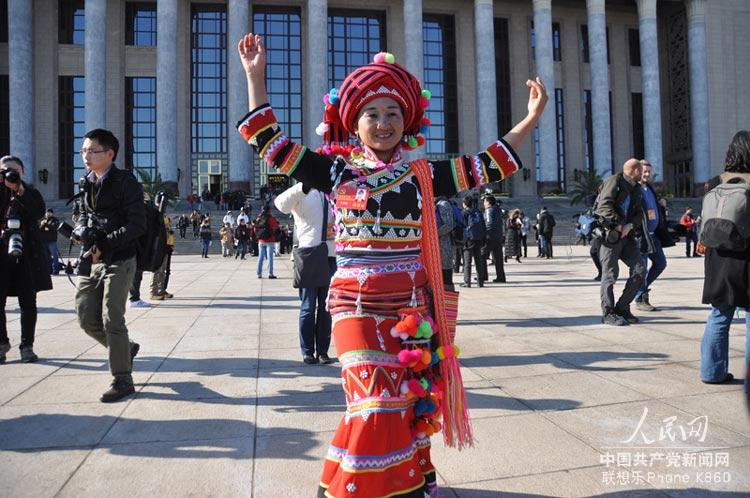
top-left (137, 372), bottom-right (257, 403)
top-left (443, 466), bottom-right (666, 497)
top-left (157, 349), bottom-right (259, 375)
top-left (26, 337), bottom-right (98, 357)
top-left (545, 344), bottom-right (670, 372)
top-left (577, 325), bottom-right (685, 345)
top-left (513, 330), bottom-right (613, 351)
top-left (462, 381), bottom-right (534, 418)
top-left (256, 389), bottom-right (344, 437)
top-left (253, 429), bottom-right (331, 497)
top-left (257, 347), bottom-right (319, 370)
top-left (57, 437), bottom-right (254, 498)
top-left (660, 391), bottom-right (750, 438)
top-left (256, 366), bottom-right (341, 395)
top-left (0, 448), bottom-right (92, 497)
top-left (544, 400), bottom-right (750, 453)
top-left (0, 357), bottom-right (72, 378)
top-left (258, 331), bottom-right (302, 350)
top-left (103, 399), bottom-right (256, 444)
top-left (185, 319), bottom-right (260, 337)
top-left (624, 339), bottom-right (712, 364)
top-left (173, 333), bottom-right (259, 353)
top-left (498, 371), bottom-right (649, 411)
top-left (0, 403), bottom-right (124, 450)
top-left (595, 362), bottom-right (744, 398)
top-left (455, 331), bottom-right (542, 355)
top-left (0, 376), bottom-right (43, 405)
top-left (462, 351), bottom-right (577, 381)
top-left (430, 414), bottom-right (600, 484)
top-left (8, 373), bottom-right (151, 406)
top-left (679, 357), bottom-right (749, 381)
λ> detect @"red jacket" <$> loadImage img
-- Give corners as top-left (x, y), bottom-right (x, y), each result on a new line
top-left (254, 214), bottom-right (279, 243)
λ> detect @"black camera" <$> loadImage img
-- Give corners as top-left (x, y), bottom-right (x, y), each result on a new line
top-left (1, 168), bottom-right (21, 184)
top-left (592, 226), bottom-right (620, 244)
top-left (2, 215), bottom-right (23, 260)
top-left (57, 215), bottom-right (106, 277)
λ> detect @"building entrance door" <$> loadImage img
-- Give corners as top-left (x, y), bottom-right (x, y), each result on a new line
top-left (197, 159), bottom-right (223, 198)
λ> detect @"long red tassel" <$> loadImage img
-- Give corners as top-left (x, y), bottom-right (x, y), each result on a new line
top-left (411, 159), bottom-right (474, 449)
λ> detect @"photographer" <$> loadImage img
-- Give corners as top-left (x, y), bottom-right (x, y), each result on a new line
top-left (74, 129), bottom-right (145, 402)
top-left (595, 158), bottom-right (647, 326)
top-left (40, 208), bottom-right (61, 274)
top-left (0, 156), bottom-right (52, 364)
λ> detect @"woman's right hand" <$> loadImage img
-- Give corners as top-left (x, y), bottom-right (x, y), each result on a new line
top-left (238, 33), bottom-right (266, 81)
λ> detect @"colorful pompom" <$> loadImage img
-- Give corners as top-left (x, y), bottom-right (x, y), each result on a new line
top-left (416, 135), bottom-right (426, 147)
top-left (421, 89), bottom-right (432, 99)
top-left (398, 349), bottom-right (423, 367)
top-left (315, 122), bottom-right (329, 137)
top-left (421, 117), bottom-right (432, 126)
top-left (408, 136), bottom-right (418, 148)
top-left (323, 94), bottom-right (330, 105)
top-left (403, 314), bottom-right (420, 331)
top-left (373, 53), bottom-right (386, 64)
top-left (329, 94), bottom-right (339, 105)
top-left (385, 53), bottom-right (395, 64)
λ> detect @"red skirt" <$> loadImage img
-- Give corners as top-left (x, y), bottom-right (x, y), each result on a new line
top-left (319, 265), bottom-right (438, 498)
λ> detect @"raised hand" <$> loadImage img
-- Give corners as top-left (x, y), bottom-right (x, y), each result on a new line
top-left (526, 76), bottom-right (548, 118)
top-left (238, 33), bottom-right (266, 81)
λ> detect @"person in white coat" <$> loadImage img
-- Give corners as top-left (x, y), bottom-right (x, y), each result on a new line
top-left (274, 183), bottom-right (336, 364)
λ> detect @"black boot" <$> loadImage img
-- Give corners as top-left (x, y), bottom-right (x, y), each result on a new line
top-left (100, 376), bottom-right (136, 403)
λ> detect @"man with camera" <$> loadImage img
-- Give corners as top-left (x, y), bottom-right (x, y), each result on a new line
top-left (594, 158), bottom-right (647, 326)
top-left (74, 129), bottom-right (145, 402)
top-left (0, 156), bottom-right (52, 363)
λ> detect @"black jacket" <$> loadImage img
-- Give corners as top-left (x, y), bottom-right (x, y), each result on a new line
top-left (483, 205), bottom-right (504, 242)
top-left (80, 165), bottom-right (146, 264)
top-left (0, 182), bottom-right (53, 295)
top-left (538, 211), bottom-right (556, 236)
top-left (595, 173), bottom-right (643, 231)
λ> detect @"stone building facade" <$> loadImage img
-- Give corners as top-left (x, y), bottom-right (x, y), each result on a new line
top-left (0, 0), bottom-right (748, 201)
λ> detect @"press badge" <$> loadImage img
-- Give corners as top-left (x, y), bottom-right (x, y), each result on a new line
top-left (336, 183), bottom-right (370, 210)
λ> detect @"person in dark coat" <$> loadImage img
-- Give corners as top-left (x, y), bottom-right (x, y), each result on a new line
top-left (700, 130), bottom-right (750, 393)
top-left (504, 208), bottom-right (523, 263)
top-left (538, 206), bottom-right (556, 259)
top-left (482, 195), bottom-right (506, 282)
top-left (0, 156), bottom-right (53, 363)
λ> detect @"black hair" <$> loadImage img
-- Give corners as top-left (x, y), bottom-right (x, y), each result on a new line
top-left (84, 128), bottom-right (120, 161)
top-left (462, 196), bottom-right (473, 207)
top-left (724, 130), bottom-right (750, 173)
top-left (484, 196), bottom-right (496, 206)
top-left (0, 155), bottom-right (25, 171)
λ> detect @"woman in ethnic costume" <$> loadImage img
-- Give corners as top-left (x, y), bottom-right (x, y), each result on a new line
top-left (236, 34), bottom-right (547, 498)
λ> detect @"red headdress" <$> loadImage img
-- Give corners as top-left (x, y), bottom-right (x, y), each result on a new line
top-left (316, 52), bottom-right (432, 156)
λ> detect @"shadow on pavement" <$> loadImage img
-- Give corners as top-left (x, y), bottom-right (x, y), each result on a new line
top-left (0, 414), bottom-right (318, 460)
top-left (462, 351), bottom-right (668, 372)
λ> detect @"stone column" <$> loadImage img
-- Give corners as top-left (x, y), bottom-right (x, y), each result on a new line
top-left (305, 0), bottom-right (328, 150)
top-left (687, 0), bottom-right (710, 191)
top-left (403, 0), bottom-right (423, 82)
top-left (475, 0), bottom-right (497, 149)
top-left (533, 0), bottom-right (557, 193)
top-left (228, 0), bottom-right (251, 192)
top-left (586, 0), bottom-right (612, 176)
top-left (85, 0), bottom-right (107, 132)
top-left (8, 0), bottom-right (34, 182)
top-left (156, 0), bottom-right (179, 194)
top-left (637, 0), bottom-right (664, 181)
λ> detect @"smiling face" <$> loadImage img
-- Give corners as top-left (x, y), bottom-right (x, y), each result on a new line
top-left (355, 96), bottom-right (405, 160)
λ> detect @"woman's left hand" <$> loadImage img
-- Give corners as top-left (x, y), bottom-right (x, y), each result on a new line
top-left (526, 76), bottom-right (548, 119)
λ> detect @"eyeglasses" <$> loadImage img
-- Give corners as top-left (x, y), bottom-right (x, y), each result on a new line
top-left (79, 148), bottom-right (109, 156)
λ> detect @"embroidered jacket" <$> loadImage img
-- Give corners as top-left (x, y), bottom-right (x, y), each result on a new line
top-left (237, 104), bottom-right (522, 256)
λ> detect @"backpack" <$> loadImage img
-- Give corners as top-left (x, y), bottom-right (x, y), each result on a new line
top-left (464, 209), bottom-right (486, 241)
top-left (450, 202), bottom-right (465, 241)
top-left (255, 216), bottom-right (272, 240)
top-left (136, 202), bottom-right (168, 272)
top-left (699, 173), bottom-right (750, 251)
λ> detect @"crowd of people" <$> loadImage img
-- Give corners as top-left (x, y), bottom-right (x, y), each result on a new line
top-left (0, 28), bottom-right (747, 498)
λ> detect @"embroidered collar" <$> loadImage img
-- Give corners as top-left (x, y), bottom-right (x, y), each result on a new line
top-left (350, 145), bottom-right (404, 173)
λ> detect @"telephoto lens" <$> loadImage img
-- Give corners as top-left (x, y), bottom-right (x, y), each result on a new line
top-left (5, 218), bottom-right (23, 259)
top-left (56, 221), bottom-right (75, 239)
top-left (2, 169), bottom-right (21, 184)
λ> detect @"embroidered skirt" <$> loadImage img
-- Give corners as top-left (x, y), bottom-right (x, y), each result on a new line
top-left (318, 257), bottom-right (438, 498)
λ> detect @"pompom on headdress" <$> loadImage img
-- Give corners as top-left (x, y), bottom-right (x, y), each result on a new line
top-left (316, 52), bottom-right (432, 156)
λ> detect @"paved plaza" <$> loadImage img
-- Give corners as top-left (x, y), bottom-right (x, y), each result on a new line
top-left (1, 245), bottom-right (748, 497)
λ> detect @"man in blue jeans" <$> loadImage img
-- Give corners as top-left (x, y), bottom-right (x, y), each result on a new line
top-left (39, 208), bottom-right (61, 274)
top-left (274, 183), bottom-right (336, 364)
top-left (634, 160), bottom-right (673, 312)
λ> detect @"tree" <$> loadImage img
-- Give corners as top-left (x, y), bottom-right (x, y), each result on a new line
top-left (135, 168), bottom-right (176, 205)
top-left (568, 170), bottom-right (603, 206)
